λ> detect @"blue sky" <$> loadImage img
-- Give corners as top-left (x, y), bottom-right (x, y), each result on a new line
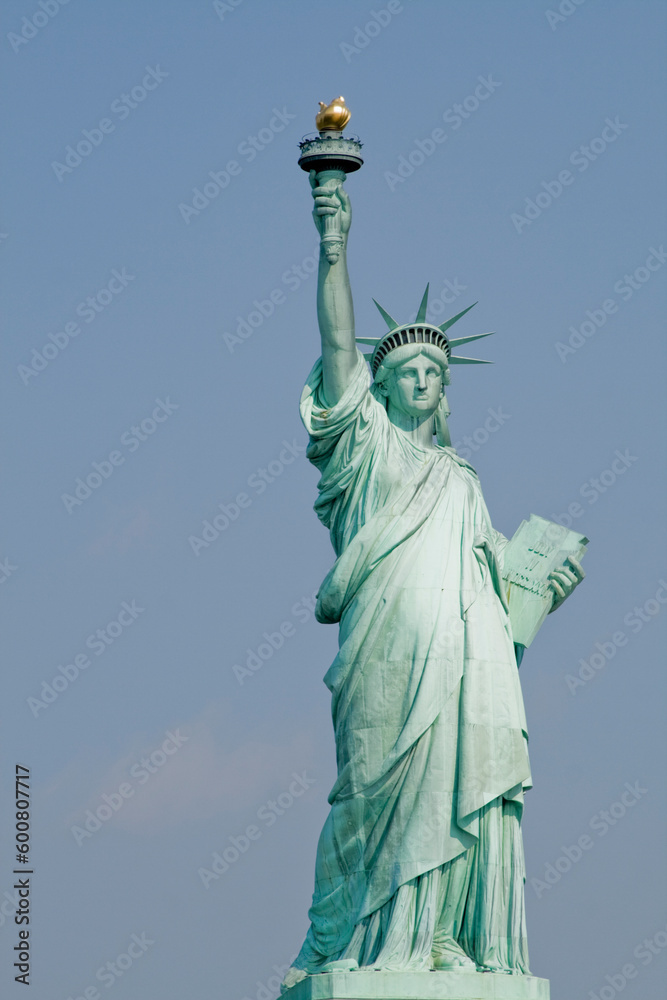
top-left (2, 2), bottom-right (666, 998)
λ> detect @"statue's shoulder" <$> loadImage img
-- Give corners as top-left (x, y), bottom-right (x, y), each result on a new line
top-left (439, 445), bottom-right (479, 478)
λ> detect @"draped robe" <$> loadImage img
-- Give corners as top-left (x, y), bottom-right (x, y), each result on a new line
top-left (294, 350), bottom-right (532, 971)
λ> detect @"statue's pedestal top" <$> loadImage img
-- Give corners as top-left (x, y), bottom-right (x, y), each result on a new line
top-left (282, 969), bottom-right (549, 1000)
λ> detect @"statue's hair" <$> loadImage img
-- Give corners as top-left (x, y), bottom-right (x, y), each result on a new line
top-left (373, 343), bottom-right (451, 388)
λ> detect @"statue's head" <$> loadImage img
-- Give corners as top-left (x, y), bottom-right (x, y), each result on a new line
top-left (357, 286), bottom-right (493, 446)
top-left (374, 344), bottom-right (450, 419)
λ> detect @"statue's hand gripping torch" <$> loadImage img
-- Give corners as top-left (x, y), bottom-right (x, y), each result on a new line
top-left (310, 169), bottom-right (351, 263)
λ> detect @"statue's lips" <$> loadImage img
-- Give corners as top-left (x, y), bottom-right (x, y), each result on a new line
top-left (396, 400), bottom-right (440, 415)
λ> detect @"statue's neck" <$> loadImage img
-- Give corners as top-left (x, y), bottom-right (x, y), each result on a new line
top-left (387, 404), bottom-right (437, 449)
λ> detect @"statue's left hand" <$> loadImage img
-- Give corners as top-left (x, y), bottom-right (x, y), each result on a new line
top-left (547, 556), bottom-right (585, 613)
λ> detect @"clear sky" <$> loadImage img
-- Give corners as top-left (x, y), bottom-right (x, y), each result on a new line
top-left (2, 2), bottom-right (666, 998)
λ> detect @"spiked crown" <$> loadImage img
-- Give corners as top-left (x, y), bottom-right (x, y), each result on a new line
top-left (356, 284), bottom-right (494, 378)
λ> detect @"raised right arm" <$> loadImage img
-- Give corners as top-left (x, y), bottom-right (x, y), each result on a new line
top-left (310, 170), bottom-right (358, 405)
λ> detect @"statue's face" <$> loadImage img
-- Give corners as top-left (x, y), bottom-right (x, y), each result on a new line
top-left (383, 353), bottom-right (444, 418)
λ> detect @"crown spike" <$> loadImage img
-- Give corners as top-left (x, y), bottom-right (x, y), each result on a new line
top-left (415, 284), bottom-right (430, 323)
top-left (360, 290), bottom-right (492, 376)
top-left (439, 302), bottom-right (477, 334)
top-left (449, 356), bottom-right (493, 365)
top-left (372, 299), bottom-right (399, 331)
top-left (449, 332), bottom-right (494, 348)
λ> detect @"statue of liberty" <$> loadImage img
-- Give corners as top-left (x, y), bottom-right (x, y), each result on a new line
top-left (281, 100), bottom-right (583, 996)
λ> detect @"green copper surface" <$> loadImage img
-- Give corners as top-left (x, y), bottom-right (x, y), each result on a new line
top-left (281, 153), bottom-right (584, 997)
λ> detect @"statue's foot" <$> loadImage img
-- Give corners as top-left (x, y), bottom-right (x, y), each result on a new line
top-left (280, 967), bottom-right (308, 994)
top-left (433, 955), bottom-right (477, 973)
top-left (432, 939), bottom-right (476, 972)
top-left (321, 959), bottom-right (359, 972)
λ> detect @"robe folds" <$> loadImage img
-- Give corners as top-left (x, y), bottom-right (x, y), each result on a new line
top-left (296, 350), bottom-right (532, 967)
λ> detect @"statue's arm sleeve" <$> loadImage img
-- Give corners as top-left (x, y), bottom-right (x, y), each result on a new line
top-left (300, 348), bottom-right (379, 472)
top-left (491, 528), bottom-right (509, 578)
